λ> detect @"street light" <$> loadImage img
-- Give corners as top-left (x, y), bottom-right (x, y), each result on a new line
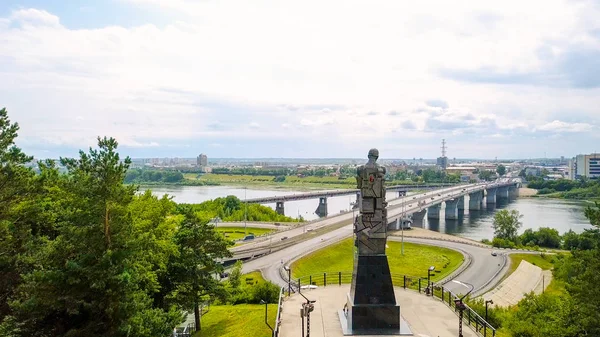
top-left (485, 300), bottom-right (494, 322)
top-left (485, 299), bottom-right (494, 337)
top-left (427, 266), bottom-right (435, 296)
top-left (451, 280), bottom-right (474, 337)
top-left (259, 300), bottom-right (274, 336)
top-left (284, 265), bottom-right (291, 296)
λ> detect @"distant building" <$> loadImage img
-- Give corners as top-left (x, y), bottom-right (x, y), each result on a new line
top-left (197, 153), bottom-right (208, 167)
top-left (436, 156), bottom-right (448, 170)
top-left (569, 154), bottom-right (600, 179)
top-left (524, 167), bottom-right (542, 177)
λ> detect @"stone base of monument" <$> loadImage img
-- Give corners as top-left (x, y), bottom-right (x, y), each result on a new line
top-left (337, 304), bottom-right (413, 335)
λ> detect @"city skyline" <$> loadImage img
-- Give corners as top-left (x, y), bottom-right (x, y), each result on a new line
top-left (1, 1), bottom-right (599, 159)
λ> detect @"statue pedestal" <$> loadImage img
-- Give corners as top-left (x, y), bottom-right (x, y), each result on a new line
top-left (345, 255), bottom-right (403, 335)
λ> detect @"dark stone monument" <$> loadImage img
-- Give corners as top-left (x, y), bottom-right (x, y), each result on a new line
top-left (345, 148), bottom-right (401, 334)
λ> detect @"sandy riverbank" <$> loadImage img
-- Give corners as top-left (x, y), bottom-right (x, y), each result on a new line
top-left (518, 187), bottom-right (538, 197)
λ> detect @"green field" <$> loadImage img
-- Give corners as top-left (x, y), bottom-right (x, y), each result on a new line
top-left (291, 238), bottom-right (463, 282)
top-left (216, 227), bottom-right (274, 241)
top-left (193, 271), bottom-right (276, 337)
top-left (508, 253), bottom-right (555, 275)
top-left (194, 304), bottom-right (277, 337)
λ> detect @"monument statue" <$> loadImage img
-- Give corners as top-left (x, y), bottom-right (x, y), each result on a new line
top-left (344, 148), bottom-right (401, 334)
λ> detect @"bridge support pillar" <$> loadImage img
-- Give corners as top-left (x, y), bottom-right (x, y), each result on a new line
top-left (468, 191), bottom-right (483, 211)
top-left (509, 186), bottom-right (519, 199)
top-left (457, 196), bottom-right (465, 211)
top-left (275, 201), bottom-right (285, 215)
top-left (498, 187), bottom-right (509, 200)
top-left (427, 204), bottom-right (441, 219)
top-left (411, 209), bottom-right (427, 226)
top-left (315, 197), bottom-right (328, 217)
top-left (486, 188), bottom-right (497, 204)
top-left (445, 199), bottom-right (460, 220)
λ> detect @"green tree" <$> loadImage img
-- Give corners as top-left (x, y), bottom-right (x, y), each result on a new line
top-left (0, 107), bottom-right (35, 324)
top-left (479, 170), bottom-right (495, 181)
top-left (228, 261), bottom-right (243, 289)
top-left (492, 210), bottom-right (522, 242)
top-left (496, 164), bottom-right (506, 176)
top-left (169, 207), bottom-right (232, 331)
top-left (9, 137), bottom-right (182, 336)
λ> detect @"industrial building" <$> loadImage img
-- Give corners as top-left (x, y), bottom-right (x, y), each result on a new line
top-left (568, 154), bottom-right (600, 179)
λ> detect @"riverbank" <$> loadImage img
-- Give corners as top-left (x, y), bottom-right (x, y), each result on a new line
top-left (139, 173), bottom-right (421, 190)
top-left (518, 187), bottom-right (538, 197)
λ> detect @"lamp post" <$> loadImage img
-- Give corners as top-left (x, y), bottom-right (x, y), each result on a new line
top-left (451, 280), bottom-right (474, 337)
top-left (244, 187), bottom-right (248, 236)
top-left (485, 299), bottom-right (494, 337)
top-left (260, 300), bottom-right (274, 336)
top-left (427, 266), bottom-right (435, 296)
top-left (485, 300), bottom-right (494, 322)
top-left (284, 265), bottom-right (291, 296)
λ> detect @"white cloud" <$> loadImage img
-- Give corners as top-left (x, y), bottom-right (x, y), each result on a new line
top-left (537, 120), bottom-right (594, 133)
top-left (0, 1), bottom-right (599, 158)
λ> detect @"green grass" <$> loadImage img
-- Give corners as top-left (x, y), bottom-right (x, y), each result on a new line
top-left (194, 304), bottom-right (277, 337)
top-left (291, 238), bottom-right (464, 282)
top-left (508, 253), bottom-right (555, 275)
top-left (241, 271), bottom-right (266, 286)
top-left (216, 227), bottom-right (274, 241)
top-left (193, 272), bottom-right (275, 337)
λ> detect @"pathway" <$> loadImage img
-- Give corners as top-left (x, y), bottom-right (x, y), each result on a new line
top-left (279, 286), bottom-right (477, 337)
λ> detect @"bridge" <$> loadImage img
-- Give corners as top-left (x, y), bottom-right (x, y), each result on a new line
top-left (245, 183), bottom-right (457, 217)
top-left (387, 180), bottom-right (520, 229)
top-left (227, 179), bottom-right (520, 261)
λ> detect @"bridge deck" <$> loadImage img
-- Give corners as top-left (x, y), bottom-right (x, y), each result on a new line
top-left (245, 183), bottom-right (457, 203)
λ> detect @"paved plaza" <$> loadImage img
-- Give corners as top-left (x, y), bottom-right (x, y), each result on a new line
top-left (279, 285), bottom-right (477, 337)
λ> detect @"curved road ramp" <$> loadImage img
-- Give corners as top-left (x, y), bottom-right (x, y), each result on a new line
top-left (483, 260), bottom-right (546, 307)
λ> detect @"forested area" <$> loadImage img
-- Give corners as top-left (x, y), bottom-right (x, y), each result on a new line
top-left (124, 168), bottom-right (185, 183)
top-left (0, 108), bottom-right (279, 336)
top-left (528, 177), bottom-right (600, 199)
top-left (477, 204), bottom-right (600, 336)
top-left (486, 209), bottom-right (600, 250)
top-left (183, 196), bottom-right (295, 223)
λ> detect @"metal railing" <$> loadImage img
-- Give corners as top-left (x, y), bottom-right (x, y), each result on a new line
top-left (272, 286), bottom-right (285, 337)
top-left (288, 271), bottom-right (496, 337)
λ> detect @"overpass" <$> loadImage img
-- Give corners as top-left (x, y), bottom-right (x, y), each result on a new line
top-left (387, 180), bottom-right (520, 229)
top-left (245, 183), bottom-right (457, 217)
top-left (227, 179), bottom-right (520, 260)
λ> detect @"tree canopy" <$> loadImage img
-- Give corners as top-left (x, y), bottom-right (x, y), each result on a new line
top-left (492, 209), bottom-right (522, 242)
top-left (0, 108), bottom-right (251, 336)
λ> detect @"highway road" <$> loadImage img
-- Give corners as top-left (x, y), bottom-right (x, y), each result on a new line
top-left (238, 180), bottom-right (520, 297)
top-left (241, 222), bottom-right (508, 297)
top-left (231, 182), bottom-right (500, 256)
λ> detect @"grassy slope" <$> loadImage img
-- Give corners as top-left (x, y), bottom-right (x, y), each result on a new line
top-left (193, 271), bottom-right (275, 337)
top-left (216, 227), bottom-right (274, 241)
top-left (194, 304), bottom-right (277, 337)
top-left (291, 238), bottom-right (463, 282)
top-left (507, 253), bottom-right (555, 275)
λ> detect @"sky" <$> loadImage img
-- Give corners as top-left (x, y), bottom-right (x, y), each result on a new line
top-left (1, 0), bottom-right (599, 160)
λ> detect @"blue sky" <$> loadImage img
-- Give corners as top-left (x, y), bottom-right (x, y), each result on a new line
top-left (1, 0), bottom-right (599, 159)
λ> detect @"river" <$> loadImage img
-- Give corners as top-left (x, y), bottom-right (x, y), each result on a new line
top-left (143, 185), bottom-right (594, 241)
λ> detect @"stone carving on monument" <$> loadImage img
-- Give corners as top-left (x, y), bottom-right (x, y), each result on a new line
top-left (342, 148), bottom-right (403, 335)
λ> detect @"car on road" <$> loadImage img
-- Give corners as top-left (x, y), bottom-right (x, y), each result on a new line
top-left (431, 197), bottom-right (435, 200)
top-left (437, 193), bottom-right (441, 196)
top-left (243, 234), bottom-right (255, 241)
top-left (413, 196), bottom-right (417, 199)
top-left (281, 236), bottom-right (288, 241)
top-left (491, 251), bottom-right (498, 256)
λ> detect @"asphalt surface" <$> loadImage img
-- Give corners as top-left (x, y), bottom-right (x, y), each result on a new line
top-left (239, 181), bottom-right (518, 296)
top-left (232, 183), bottom-right (488, 256)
